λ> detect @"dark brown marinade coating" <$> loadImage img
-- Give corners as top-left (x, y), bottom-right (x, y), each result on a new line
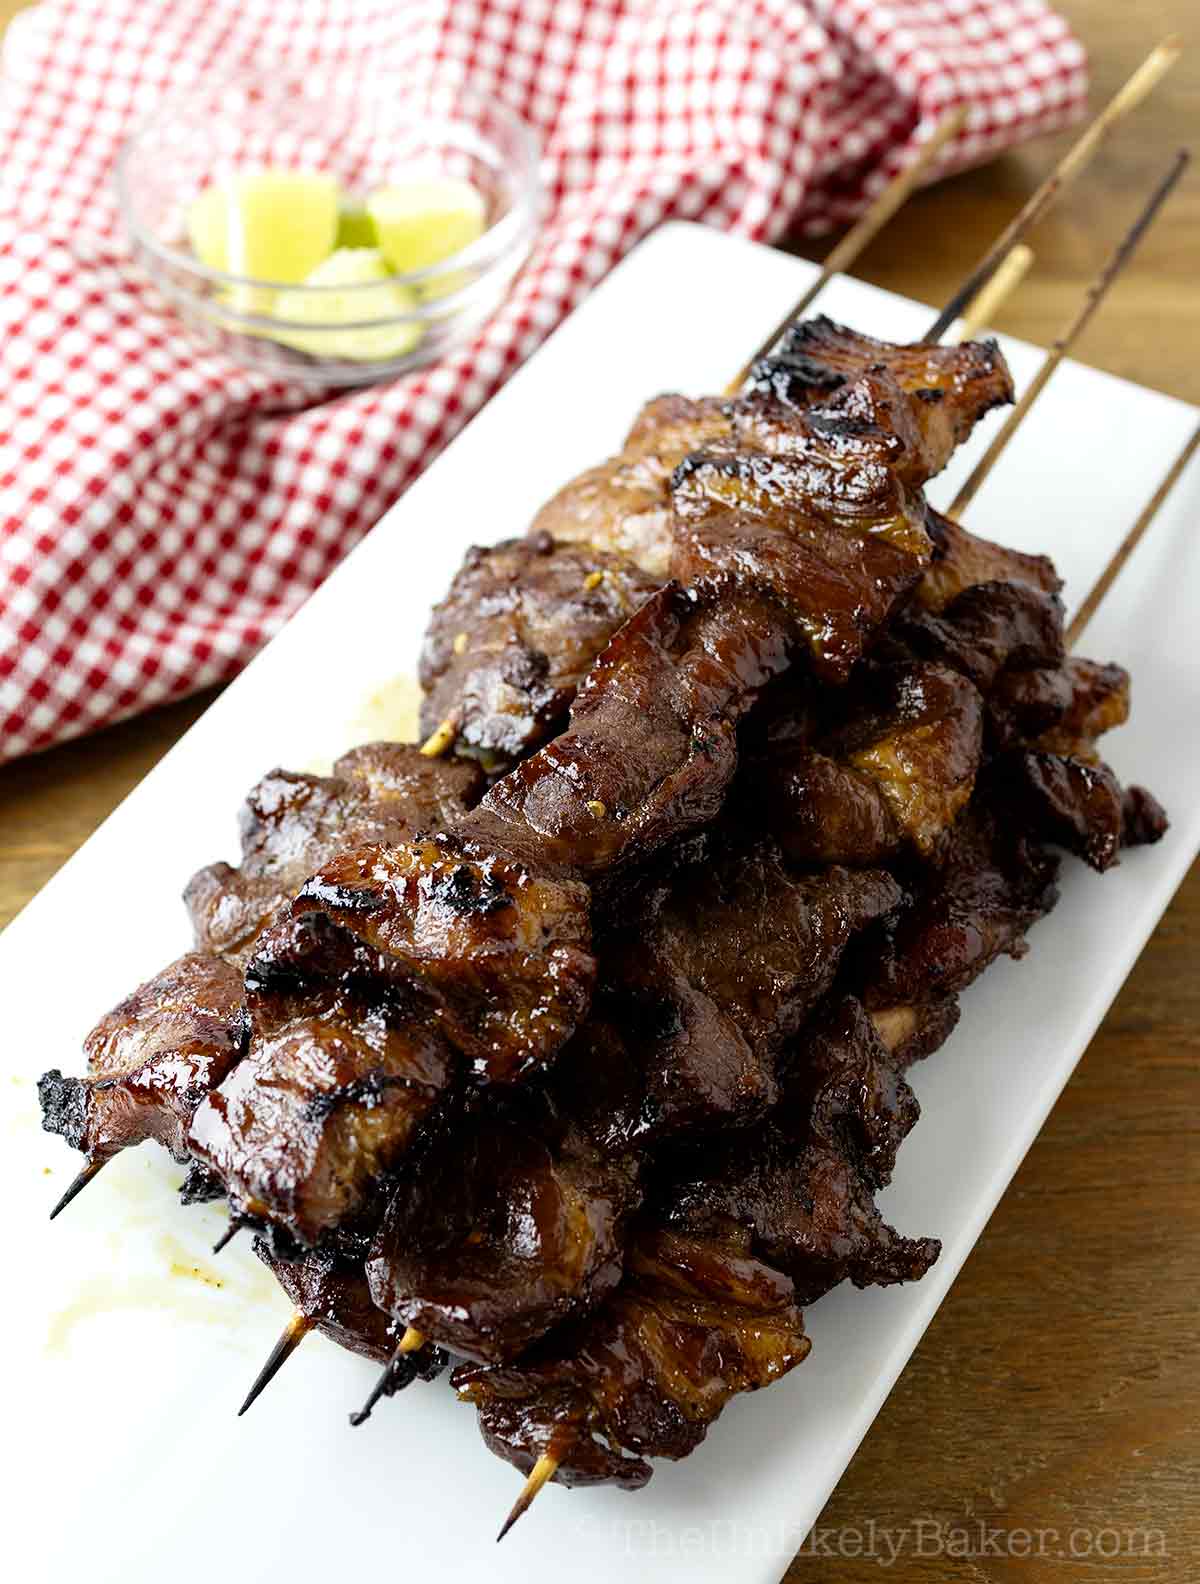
top-left (745, 661), bottom-right (984, 866)
top-left (185, 743), bottom-right (483, 967)
top-left (38, 953), bottom-right (246, 1166)
top-left (360, 839), bottom-right (898, 1364)
top-left (1122, 784), bottom-right (1169, 848)
top-left (418, 535), bottom-right (660, 767)
top-left (455, 1220), bottom-right (810, 1483)
top-left (985, 750), bottom-right (1125, 873)
top-left (884, 578), bottom-right (1066, 693)
top-left (529, 320), bottom-right (1010, 580)
top-left (749, 318), bottom-right (1013, 476)
top-left (853, 797), bottom-right (1062, 1010)
top-left (920, 509), bottom-right (1062, 612)
top-left (469, 374), bottom-right (940, 886)
top-left (186, 835), bottom-right (595, 1240)
top-left (456, 991), bottom-right (933, 1487)
top-left (286, 837), bottom-right (596, 1082)
top-left (550, 841), bottom-right (901, 1152)
top-left (188, 911), bottom-right (461, 1243)
top-left (366, 1107), bottom-right (639, 1362)
top-left (529, 395), bottom-right (733, 579)
top-left (659, 1038), bottom-right (936, 1304)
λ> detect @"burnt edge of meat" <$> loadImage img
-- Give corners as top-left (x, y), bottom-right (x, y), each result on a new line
top-left (37, 1069), bottom-right (88, 1151)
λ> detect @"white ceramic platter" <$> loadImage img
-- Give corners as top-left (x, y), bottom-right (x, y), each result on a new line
top-left (4, 222), bottom-right (1199, 1584)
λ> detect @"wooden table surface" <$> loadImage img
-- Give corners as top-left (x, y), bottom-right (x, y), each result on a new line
top-left (2, 3), bottom-right (1197, 1579)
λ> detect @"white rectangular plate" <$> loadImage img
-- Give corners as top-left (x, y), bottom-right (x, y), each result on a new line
top-left (5, 222), bottom-right (1199, 1584)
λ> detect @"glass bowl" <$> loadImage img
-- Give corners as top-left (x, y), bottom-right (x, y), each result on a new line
top-left (116, 70), bottom-right (541, 386)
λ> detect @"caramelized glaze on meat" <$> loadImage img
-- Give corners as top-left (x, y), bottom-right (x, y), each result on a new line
top-left (186, 744), bottom-right (483, 966)
top-left (38, 953), bottom-right (246, 1165)
top-left (750, 661), bottom-right (984, 864)
top-left (552, 840), bottom-right (900, 1151)
top-left (367, 1110), bottom-right (639, 1361)
top-left (418, 536), bottom-right (659, 767)
top-left (748, 316), bottom-right (1014, 480)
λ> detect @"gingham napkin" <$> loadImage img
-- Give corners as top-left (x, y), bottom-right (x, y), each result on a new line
top-left (0, 0), bottom-right (1086, 762)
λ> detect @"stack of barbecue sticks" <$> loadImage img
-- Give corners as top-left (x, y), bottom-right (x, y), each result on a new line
top-left (38, 39), bottom-right (1197, 1538)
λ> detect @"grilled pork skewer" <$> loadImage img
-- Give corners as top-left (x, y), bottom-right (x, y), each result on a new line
top-left (184, 335), bottom-right (1010, 1249)
top-left (37, 743), bottom-right (483, 1208)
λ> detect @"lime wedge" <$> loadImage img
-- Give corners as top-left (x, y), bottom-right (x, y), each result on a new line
top-left (271, 247), bottom-right (423, 362)
top-left (187, 169), bottom-right (340, 282)
top-left (367, 178), bottom-right (487, 276)
top-left (335, 202), bottom-right (377, 249)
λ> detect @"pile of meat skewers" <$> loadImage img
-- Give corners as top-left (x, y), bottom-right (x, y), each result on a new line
top-left (38, 315), bottom-right (1167, 1524)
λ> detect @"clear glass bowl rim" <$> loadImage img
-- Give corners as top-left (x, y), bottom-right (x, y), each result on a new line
top-left (114, 76), bottom-right (542, 299)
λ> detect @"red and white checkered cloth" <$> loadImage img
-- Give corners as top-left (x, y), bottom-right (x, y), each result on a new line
top-left (0, 0), bottom-right (1086, 762)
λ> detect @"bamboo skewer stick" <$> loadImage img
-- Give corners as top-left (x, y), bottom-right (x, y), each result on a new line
top-left (924, 36), bottom-right (1182, 344)
top-left (48, 1158), bottom-right (105, 1220)
top-left (1067, 420), bottom-right (1200, 650)
top-left (348, 1325), bottom-right (428, 1427)
top-left (497, 1451), bottom-right (562, 1542)
top-left (237, 1313), bottom-right (314, 1417)
top-left (948, 150), bottom-right (1190, 520)
top-left (211, 1219), bottom-right (245, 1255)
top-left (957, 244), bottom-right (1034, 339)
top-left (722, 107), bottom-right (968, 398)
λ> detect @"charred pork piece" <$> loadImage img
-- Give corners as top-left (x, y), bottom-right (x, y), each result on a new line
top-left (252, 1236), bottom-right (447, 1376)
top-left (456, 987), bottom-right (937, 1492)
top-left (185, 743), bottom-right (483, 967)
top-left (287, 838), bottom-right (595, 1083)
top-left (885, 578), bottom-right (1065, 694)
top-left (1122, 784), bottom-right (1170, 848)
top-left (985, 751), bottom-right (1125, 873)
top-left (867, 997), bottom-right (962, 1071)
top-left (187, 839), bottom-right (595, 1242)
top-left (187, 914), bottom-right (459, 1245)
top-left (855, 798), bottom-right (1061, 1011)
top-left (553, 841), bottom-right (901, 1152)
top-left (430, 340), bottom-right (1012, 770)
top-left (362, 845), bottom-right (896, 1363)
top-left (749, 317), bottom-right (1013, 478)
top-left (38, 953), bottom-right (246, 1168)
top-left (920, 508), bottom-right (1062, 612)
top-left (530, 320), bottom-right (1011, 581)
top-left (987, 656), bottom-right (1129, 754)
top-left (747, 661), bottom-right (984, 866)
top-left (659, 1088), bottom-right (936, 1305)
top-left (779, 995), bottom-right (925, 1188)
top-left (418, 536), bottom-right (659, 768)
top-left (529, 395), bottom-right (734, 579)
top-left (455, 1219), bottom-right (810, 1489)
top-left (366, 1110), bottom-right (639, 1362)
top-left (472, 368), bottom-right (956, 884)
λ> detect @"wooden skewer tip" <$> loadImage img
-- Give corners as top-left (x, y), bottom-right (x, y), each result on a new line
top-left (49, 1157), bottom-right (106, 1220)
top-left (419, 715), bottom-right (459, 758)
top-left (497, 1452), bottom-right (560, 1542)
top-left (397, 1325), bottom-right (426, 1354)
top-left (349, 1330), bottom-right (424, 1427)
top-left (237, 1312), bottom-right (313, 1417)
top-left (211, 1219), bottom-right (244, 1255)
top-left (957, 243), bottom-right (1035, 339)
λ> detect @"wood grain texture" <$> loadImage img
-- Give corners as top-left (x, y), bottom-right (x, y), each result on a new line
top-left (0, 4), bottom-right (1196, 1579)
